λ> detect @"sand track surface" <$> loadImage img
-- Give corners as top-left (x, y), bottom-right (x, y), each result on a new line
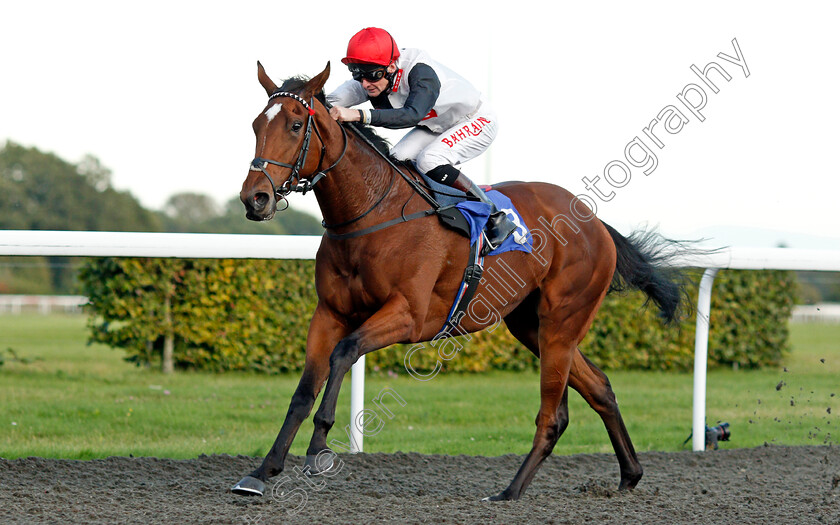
top-left (1, 446), bottom-right (838, 524)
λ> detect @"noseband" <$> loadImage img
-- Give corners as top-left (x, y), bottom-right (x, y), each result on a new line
top-left (250, 91), bottom-right (347, 208)
top-left (248, 89), bottom-right (436, 235)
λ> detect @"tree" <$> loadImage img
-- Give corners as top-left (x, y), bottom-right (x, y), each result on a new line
top-left (0, 141), bottom-right (323, 295)
top-left (161, 196), bottom-right (324, 235)
top-left (163, 192), bottom-right (222, 228)
top-left (80, 258), bottom-right (184, 373)
top-left (76, 154), bottom-right (112, 192)
top-left (0, 141), bottom-right (162, 294)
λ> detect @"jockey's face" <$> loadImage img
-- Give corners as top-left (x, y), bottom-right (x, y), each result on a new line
top-left (358, 63), bottom-right (397, 98)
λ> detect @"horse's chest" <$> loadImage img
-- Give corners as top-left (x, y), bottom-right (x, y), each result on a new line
top-left (330, 269), bottom-right (387, 317)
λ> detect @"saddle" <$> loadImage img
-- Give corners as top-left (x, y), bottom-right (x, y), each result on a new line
top-left (323, 162), bottom-right (532, 338)
top-left (419, 172), bottom-right (533, 336)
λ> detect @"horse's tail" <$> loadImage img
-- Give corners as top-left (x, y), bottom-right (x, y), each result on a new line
top-left (601, 221), bottom-right (694, 324)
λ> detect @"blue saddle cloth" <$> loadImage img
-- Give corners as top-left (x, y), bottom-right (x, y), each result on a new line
top-left (420, 173), bottom-right (533, 256)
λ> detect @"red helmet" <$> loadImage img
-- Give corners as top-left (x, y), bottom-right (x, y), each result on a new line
top-left (341, 27), bottom-right (400, 66)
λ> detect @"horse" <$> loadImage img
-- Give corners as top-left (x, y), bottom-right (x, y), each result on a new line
top-left (233, 61), bottom-right (690, 501)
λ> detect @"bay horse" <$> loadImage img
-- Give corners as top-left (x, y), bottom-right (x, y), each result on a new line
top-left (234, 62), bottom-right (690, 501)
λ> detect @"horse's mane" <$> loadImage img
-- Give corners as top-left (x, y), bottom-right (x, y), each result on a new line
top-left (278, 76), bottom-right (393, 158)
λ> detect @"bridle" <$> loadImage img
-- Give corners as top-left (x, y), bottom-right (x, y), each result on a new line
top-left (249, 91), bottom-right (347, 210)
top-left (248, 89), bottom-right (441, 236)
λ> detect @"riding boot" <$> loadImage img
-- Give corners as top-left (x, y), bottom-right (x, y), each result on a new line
top-left (449, 171), bottom-right (518, 252)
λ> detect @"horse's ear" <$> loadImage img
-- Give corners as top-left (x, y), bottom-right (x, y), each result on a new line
top-left (304, 62), bottom-right (331, 97)
top-left (257, 61), bottom-right (278, 96)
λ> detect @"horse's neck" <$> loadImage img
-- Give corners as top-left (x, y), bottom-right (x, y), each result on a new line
top-left (313, 134), bottom-right (411, 229)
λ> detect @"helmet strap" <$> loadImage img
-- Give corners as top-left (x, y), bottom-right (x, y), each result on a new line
top-left (381, 60), bottom-right (400, 91)
top-left (384, 69), bottom-right (397, 91)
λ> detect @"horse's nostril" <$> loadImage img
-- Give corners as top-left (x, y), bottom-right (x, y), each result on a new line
top-left (253, 192), bottom-right (270, 210)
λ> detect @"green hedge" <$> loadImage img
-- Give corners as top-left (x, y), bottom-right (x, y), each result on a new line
top-left (80, 258), bottom-right (317, 373)
top-left (79, 258), bottom-right (795, 373)
top-left (585, 269), bottom-right (796, 371)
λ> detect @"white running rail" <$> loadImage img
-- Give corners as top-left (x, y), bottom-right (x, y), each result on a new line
top-left (2, 230), bottom-right (839, 453)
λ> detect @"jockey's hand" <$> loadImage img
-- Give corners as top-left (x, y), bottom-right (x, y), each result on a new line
top-left (329, 106), bottom-right (360, 122)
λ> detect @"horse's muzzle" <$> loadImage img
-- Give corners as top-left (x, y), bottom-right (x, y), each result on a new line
top-left (241, 190), bottom-right (276, 222)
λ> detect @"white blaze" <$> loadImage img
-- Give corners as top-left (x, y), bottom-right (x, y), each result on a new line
top-left (265, 103), bottom-right (283, 122)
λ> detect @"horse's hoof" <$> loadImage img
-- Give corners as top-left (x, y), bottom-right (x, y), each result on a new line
top-left (619, 470), bottom-right (643, 490)
top-left (231, 475), bottom-right (265, 496)
top-left (303, 452), bottom-right (336, 476)
top-left (482, 491), bottom-right (515, 501)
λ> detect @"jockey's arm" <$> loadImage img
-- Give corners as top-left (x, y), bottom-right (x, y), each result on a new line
top-left (368, 63), bottom-right (440, 129)
top-left (326, 79), bottom-right (367, 122)
top-left (327, 64), bottom-right (442, 128)
top-left (329, 106), bottom-right (362, 122)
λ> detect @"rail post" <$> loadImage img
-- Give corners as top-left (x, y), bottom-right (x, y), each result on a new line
top-left (692, 267), bottom-right (719, 451)
top-left (350, 357), bottom-right (365, 453)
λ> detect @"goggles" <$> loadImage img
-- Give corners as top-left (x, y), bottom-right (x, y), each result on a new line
top-left (348, 64), bottom-right (388, 82)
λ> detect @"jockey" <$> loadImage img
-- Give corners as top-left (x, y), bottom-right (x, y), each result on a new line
top-left (327, 27), bottom-right (517, 251)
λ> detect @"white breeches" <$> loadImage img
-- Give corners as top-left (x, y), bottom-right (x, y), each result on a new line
top-left (389, 102), bottom-right (499, 174)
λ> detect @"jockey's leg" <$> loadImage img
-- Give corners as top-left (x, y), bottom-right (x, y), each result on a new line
top-left (427, 164), bottom-right (517, 251)
top-left (408, 101), bottom-right (513, 251)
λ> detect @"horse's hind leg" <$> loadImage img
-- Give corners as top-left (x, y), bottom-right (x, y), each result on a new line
top-left (486, 328), bottom-right (575, 501)
top-left (503, 299), bottom-right (642, 492)
top-left (568, 350), bottom-right (643, 489)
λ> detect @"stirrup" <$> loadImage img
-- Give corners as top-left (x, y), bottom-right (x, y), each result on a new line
top-left (482, 232), bottom-right (500, 255)
top-left (482, 231), bottom-right (512, 256)
top-left (481, 215), bottom-right (517, 255)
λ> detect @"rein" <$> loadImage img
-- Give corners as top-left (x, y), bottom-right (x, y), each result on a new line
top-left (251, 90), bottom-right (443, 238)
top-left (321, 123), bottom-right (443, 238)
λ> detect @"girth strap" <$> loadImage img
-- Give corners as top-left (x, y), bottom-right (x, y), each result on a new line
top-left (324, 208), bottom-right (438, 240)
top-left (438, 236), bottom-right (485, 338)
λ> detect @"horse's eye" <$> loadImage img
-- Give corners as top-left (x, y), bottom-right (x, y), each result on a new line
top-left (291, 121), bottom-right (303, 133)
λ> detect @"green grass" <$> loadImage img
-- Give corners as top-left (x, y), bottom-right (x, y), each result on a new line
top-left (1, 315), bottom-right (838, 460)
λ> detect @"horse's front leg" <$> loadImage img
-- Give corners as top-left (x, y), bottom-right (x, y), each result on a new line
top-left (231, 304), bottom-right (348, 496)
top-left (305, 294), bottom-right (414, 470)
